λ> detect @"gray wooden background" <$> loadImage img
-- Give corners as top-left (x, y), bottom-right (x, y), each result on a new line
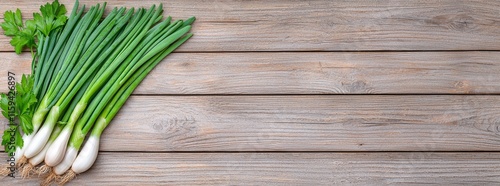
top-left (1, 0), bottom-right (500, 185)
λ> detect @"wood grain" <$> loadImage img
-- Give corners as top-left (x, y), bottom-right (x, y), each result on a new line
top-left (1, 95), bottom-right (498, 151)
top-left (2, 0), bottom-right (500, 51)
top-left (3, 152), bottom-right (500, 185)
top-left (3, 51), bottom-right (500, 94)
top-left (0, 0), bottom-right (498, 184)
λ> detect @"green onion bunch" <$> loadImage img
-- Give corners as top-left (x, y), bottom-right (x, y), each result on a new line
top-left (0, 0), bottom-right (194, 185)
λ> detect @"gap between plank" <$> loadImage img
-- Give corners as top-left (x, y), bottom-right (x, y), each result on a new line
top-left (4, 50), bottom-right (500, 54)
top-left (131, 94), bottom-right (500, 96)
top-left (96, 151), bottom-right (500, 153)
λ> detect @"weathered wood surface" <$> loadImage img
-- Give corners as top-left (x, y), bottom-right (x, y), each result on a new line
top-left (2, 0), bottom-right (500, 51)
top-left (0, 95), bottom-right (497, 152)
top-left (1, 0), bottom-right (499, 185)
top-left (3, 152), bottom-right (500, 185)
top-left (3, 51), bottom-right (500, 94)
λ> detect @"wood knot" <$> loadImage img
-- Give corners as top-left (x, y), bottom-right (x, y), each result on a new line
top-left (153, 123), bottom-right (164, 131)
top-left (341, 80), bottom-right (372, 93)
top-left (181, 62), bottom-right (191, 67)
top-left (454, 80), bottom-right (472, 93)
top-left (427, 14), bottom-right (476, 32)
top-left (151, 116), bottom-right (197, 132)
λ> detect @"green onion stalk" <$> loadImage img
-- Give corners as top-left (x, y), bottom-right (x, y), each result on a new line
top-left (60, 31), bottom-right (194, 186)
top-left (14, 1), bottom-right (84, 165)
top-left (20, 66), bottom-right (96, 179)
top-left (53, 6), bottom-right (190, 173)
top-left (23, 3), bottom-right (104, 160)
top-left (45, 5), bottom-right (163, 167)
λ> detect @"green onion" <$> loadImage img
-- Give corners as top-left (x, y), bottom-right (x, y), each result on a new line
top-left (0, 1), bottom-right (195, 184)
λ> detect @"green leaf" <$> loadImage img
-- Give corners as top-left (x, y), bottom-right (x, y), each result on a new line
top-left (10, 35), bottom-right (29, 54)
top-left (36, 0), bottom-right (67, 36)
top-left (55, 3), bottom-right (66, 17)
top-left (1, 128), bottom-right (13, 153)
top-left (14, 128), bottom-right (23, 149)
top-left (1, 10), bottom-right (22, 36)
top-left (14, 9), bottom-right (23, 27)
top-left (19, 114), bottom-right (33, 134)
top-left (20, 93), bottom-right (36, 115)
top-left (1, 126), bottom-right (22, 154)
top-left (0, 93), bottom-right (9, 119)
top-left (25, 20), bottom-right (36, 32)
top-left (2, 0), bottom-right (67, 53)
top-left (0, 22), bottom-right (19, 36)
top-left (16, 94), bottom-right (26, 114)
top-left (3, 10), bottom-right (15, 25)
top-left (20, 31), bottom-right (36, 49)
top-left (0, 75), bottom-right (37, 154)
top-left (53, 14), bottom-right (67, 29)
top-left (2, 9), bottom-right (37, 53)
top-left (33, 12), bottom-right (47, 35)
top-left (16, 74), bottom-right (33, 95)
top-left (16, 75), bottom-right (26, 95)
top-left (14, 74), bottom-right (36, 135)
top-left (40, 2), bottom-right (52, 18)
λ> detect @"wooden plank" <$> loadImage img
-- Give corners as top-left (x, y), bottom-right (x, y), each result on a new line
top-left (2, 51), bottom-right (500, 94)
top-left (2, 0), bottom-right (500, 51)
top-left (2, 95), bottom-right (499, 151)
top-left (3, 152), bottom-right (500, 185)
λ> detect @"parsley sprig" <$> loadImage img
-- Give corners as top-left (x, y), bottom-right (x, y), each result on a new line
top-left (34, 0), bottom-right (68, 37)
top-left (0, 9), bottom-right (36, 54)
top-left (1, 75), bottom-right (37, 154)
top-left (0, 0), bottom-right (67, 54)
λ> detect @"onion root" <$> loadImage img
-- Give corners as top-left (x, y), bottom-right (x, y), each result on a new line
top-left (58, 170), bottom-right (76, 185)
top-left (20, 163), bottom-right (34, 179)
top-left (41, 171), bottom-right (57, 186)
top-left (36, 164), bottom-right (52, 176)
top-left (0, 164), bottom-right (11, 176)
